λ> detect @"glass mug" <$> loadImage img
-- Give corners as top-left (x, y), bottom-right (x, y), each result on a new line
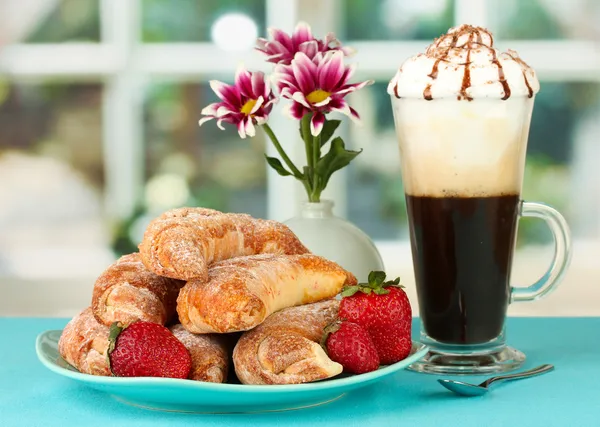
top-left (391, 95), bottom-right (572, 374)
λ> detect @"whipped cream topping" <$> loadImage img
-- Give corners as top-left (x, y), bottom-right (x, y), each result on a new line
top-left (387, 25), bottom-right (540, 100)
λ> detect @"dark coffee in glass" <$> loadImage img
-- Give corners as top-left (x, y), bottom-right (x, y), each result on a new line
top-left (406, 194), bottom-right (519, 345)
top-left (390, 96), bottom-right (571, 375)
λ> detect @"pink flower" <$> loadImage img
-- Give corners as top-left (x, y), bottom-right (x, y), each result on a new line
top-left (198, 67), bottom-right (276, 138)
top-left (256, 21), bottom-right (353, 66)
top-left (273, 50), bottom-right (373, 136)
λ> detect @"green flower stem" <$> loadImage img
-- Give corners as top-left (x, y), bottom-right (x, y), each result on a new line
top-left (300, 114), bottom-right (317, 200)
top-left (262, 123), bottom-right (303, 178)
top-left (311, 132), bottom-right (321, 201)
top-left (262, 123), bottom-right (312, 196)
top-left (301, 114), bottom-right (313, 169)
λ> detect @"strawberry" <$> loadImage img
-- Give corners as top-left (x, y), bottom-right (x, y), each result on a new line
top-left (323, 321), bottom-right (380, 374)
top-left (107, 321), bottom-right (191, 379)
top-left (339, 271), bottom-right (412, 365)
top-left (368, 323), bottom-right (412, 365)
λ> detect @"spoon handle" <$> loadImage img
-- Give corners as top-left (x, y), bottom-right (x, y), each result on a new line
top-left (482, 364), bottom-right (554, 388)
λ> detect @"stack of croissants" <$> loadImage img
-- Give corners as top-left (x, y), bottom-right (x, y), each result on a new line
top-left (59, 207), bottom-right (359, 385)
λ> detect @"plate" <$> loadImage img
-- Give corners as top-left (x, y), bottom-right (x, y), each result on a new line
top-left (36, 329), bottom-right (428, 413)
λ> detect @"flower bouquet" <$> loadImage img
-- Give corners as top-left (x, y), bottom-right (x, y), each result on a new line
top-left (199, 22), bottom-right (373, 203)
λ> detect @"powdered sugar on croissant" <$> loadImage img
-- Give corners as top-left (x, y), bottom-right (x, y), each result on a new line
top-left (92, 253), bottom-right (184, 326)
top-left (138, 207), bottom-right (309, 281)
top-left (169, 324), bottom-right (230, 383)
top-left (58, 307), bottom-right (111, 376)
top-left (177, 254), bottom-right (357, 334)
top-left (233, 300), bottom-right (343, 385)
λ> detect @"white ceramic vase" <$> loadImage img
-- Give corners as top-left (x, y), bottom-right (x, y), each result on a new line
top-left (284, 200), bottom-right (385, 282)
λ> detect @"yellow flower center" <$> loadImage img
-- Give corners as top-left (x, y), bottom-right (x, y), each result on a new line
top-left (240, 99), bottom-right (257, 115)
top-left (306, 89), bottom-right (331, 105)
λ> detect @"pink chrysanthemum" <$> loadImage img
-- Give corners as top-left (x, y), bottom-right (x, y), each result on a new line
top-left (198, 67), bottom-right (276, 138)
top-left (256, 21), bottom-right (353, 66)
top-left (273, 50), bottom-right (373, 136)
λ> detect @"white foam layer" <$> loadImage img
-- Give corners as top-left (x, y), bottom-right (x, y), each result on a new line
top-left (393, 97), bottom-right (533, 197)
top-left (387, 25), bottom-right (540, 100)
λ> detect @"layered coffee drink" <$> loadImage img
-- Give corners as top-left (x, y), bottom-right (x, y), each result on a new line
top-left (388, 25), bottom-right (540, 345)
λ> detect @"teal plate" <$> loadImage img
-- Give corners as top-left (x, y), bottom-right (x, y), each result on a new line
top-left (36, 330), bottom-right (428, 413)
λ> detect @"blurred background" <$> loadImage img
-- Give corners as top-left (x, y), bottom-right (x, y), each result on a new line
top-left (0, 0), bottom-right (599, 316)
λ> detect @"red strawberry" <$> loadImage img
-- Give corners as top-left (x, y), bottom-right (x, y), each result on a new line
top-left (339, 271), bottom-right (412, 365)
top-left (323, 321), bottom-right (380, 374)
top-left (368, 323), bottom-right (412, 365)
top-left (107, 321), bottom-right (191, 379)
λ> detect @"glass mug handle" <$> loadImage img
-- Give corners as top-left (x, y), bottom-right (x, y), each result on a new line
top-left (511, 201), bottom-right (573, 302)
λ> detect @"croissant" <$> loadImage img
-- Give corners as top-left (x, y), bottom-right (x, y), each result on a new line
top-left (233, 300), bottom-right (343, 385)
top-left (138, 207), bottom-right (309, 281)
top-left (58, 307), bottom-right (111, 376)
top-left (92, 253), bottom-right (184, 327)
top-left (177, 254), bottom-right (356, 334)
top-left (59, 308), bottom-right (230, 382)
top-left (169, 324), bottom-right (230, 383)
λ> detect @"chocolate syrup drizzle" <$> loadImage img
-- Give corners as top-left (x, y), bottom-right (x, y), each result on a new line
top-left (391, 25), bottom-right (533, 101)
top-left (505, 51), bottom-right (534, 98)
top-left (423, 26), bottom-right (507, 102)
top-left (460, 31), bottom-right (473, 101)
top-left (491, 48), bottom-right (510, 100)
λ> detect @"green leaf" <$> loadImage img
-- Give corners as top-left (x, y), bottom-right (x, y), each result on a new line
top-left (373, 287), bottom-right (391, 295)
top-left (360, 287), bottom-right (373, 295)
top-left (315, 137), bottom-right (362, 190)
top-left (383, 276), bottom-right (402, 288)
top-left (107, 322), bottom-right (124, 375)
top-left (107, 322), bottom-right (123, 355)
top-left (368, 271), bottom-right (387, 287)
top-left (341, 285), bottom-right (360, 297)
top-left (319, 119), bottom-right (341, 146)
top-left (389, 277), bottom-right (401, 286)
top-left (320, 320), bottom-right (342, 350)
top-left (265, 155), bottom-right (292, 177)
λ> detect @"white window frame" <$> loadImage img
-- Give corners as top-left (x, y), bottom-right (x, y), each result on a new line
top-left (1, 0), bottom-right (599, 316)
top-left (1, 0), bottom-right (598, 219)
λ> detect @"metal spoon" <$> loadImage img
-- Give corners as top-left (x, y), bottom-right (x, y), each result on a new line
top-left (438, 364), bottom-right (554, 397)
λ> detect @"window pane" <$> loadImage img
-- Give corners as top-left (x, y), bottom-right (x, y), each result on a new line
top-left (345, 81), bottom-right (600, 245)
top-left (141, 0), bottom-right (266, 44)
top-left (339, 0), bottom-right (454, 41)
top-left (133, 80), bottom-right (267, 253)
top-left (11, 0), bottom-right (101, 43)
top-left (488, 0), bottom-right (600, 39)
top-left (0, 81), bottom-right (111, 279)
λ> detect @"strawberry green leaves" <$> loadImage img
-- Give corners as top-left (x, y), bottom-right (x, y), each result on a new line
top-left (107, 322), bottom-right (124, 355)
top-left (368, 271), bottom-right (387, 286)
top-left (106, 322), bottom-right (125, 374)
top-left (341, 270), bottom-right (402, 297)
top-left (320, 320), bottom-right (342, 350)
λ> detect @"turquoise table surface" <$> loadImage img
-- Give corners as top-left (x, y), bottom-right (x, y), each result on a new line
top-left (1, 317), bottom-right (598, 427)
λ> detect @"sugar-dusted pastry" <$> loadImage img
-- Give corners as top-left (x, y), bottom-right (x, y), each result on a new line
top-left (233, 300), bottom-right (343, 385)
top-left (177, 254), bottom-right (357, 334)
top-left (169, 324), bottom-right (230, 383)
top-left (59, 308), bottom-right (231, 381)
top-left (92, 253), bottom-right (184, 327)
top-left (138, 207), bottom-right (309, 282)
top-left (58, 307), bottom-right (111, 376)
